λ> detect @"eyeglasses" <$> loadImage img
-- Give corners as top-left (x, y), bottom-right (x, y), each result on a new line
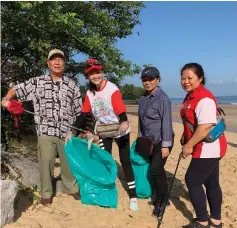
top-left (85, 60), bottom-right (102, 68)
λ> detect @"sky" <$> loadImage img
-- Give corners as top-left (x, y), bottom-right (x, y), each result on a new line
top-left (77, 1), bottom-right (237, 98)
top-left (117, 1), bottom-right (237, 98)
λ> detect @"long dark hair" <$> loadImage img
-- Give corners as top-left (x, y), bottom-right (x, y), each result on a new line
top-left (88, 81), bottom-right (97, 95)
top-left (87, 69), bottom-right (104, 95)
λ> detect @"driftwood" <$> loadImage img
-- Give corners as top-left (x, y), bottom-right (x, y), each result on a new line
top-left (1, 150), bottom-right (41, 189)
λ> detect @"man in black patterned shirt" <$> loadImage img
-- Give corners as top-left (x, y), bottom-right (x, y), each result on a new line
top-left (2, 49), bottom-right (82, 205)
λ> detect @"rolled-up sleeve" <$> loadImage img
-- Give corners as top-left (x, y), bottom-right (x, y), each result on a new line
top-left (159, 96), bottom-right (173, 147)
top-left (13, 78), bottom-right (35, 101)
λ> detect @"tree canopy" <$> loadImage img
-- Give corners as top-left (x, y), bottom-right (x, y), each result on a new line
top-left (1, 2), bottom-right (146, 147)
top-left (1, 1), bottom-right (145, 84)
top-left (120, 84), bottom-right (145, 99)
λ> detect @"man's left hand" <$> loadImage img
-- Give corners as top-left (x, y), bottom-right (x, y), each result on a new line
top-left (65, 131), bottom-right (73, 144)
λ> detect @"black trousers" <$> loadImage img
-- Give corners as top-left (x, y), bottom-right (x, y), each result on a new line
top-left (150, 143), bottom-right (170, 202)
top-left (101, 133), bottom-right (137, 198)
top-left (185, 158), bottom-right (222, 221)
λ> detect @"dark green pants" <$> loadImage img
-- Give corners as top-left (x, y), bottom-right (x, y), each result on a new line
top-left (37, 136), bottom-right (78, 199)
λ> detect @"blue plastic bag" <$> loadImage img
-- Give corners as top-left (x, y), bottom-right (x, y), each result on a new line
top-left (130, 140), bottom-right (154, 198)
top-left (64, 137), bottom-right (118, 208)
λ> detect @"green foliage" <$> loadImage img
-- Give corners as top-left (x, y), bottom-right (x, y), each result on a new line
top-left (1, 1), bottom-right (146, 146)
top-left (1, 1), bottom-right (145, 84)
top-left (79, 85), bottom-right (88, 100)
top-left (19, 184), bottom-right (40, 201)
top-left (120, 84), bottom-right (145, 99)
top-left (32, 194), bottom-right (40, 201)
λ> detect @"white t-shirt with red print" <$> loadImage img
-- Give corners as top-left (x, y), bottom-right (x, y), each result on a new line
top-left (82, 80), bottom-right (130, 137)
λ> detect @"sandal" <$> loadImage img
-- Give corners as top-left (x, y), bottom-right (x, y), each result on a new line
top-left (183, 221), bottom-right (210, 228)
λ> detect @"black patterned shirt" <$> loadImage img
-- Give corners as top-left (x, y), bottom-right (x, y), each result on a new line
top-left (13, 75), bottom-right (82, 139)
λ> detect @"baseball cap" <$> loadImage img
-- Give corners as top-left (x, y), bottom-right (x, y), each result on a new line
top-left (85, 59), bottom-right (103, 74)
top-left (141, 67), bottom-right (160, 78)
top-left (48, 49), bottom-right (65, 60)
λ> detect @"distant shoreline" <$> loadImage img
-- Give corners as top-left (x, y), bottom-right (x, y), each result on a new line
top-left (124, 100), bottom-right (237, 106)
top-left (126, 104), bottom-right (237, 133)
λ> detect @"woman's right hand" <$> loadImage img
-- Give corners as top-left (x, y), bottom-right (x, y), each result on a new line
top-left (119, 121), bottom-right (129, 134)
top-left (181, 144), bottom-right (193, 159)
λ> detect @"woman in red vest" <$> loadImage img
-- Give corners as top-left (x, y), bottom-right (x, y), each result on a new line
top-left (180, 63), bottom-right (227, 228)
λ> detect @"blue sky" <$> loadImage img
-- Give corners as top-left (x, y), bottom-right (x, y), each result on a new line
top-left (78, 2), bottom-right (237, 98)
top-left (118, 1), bottom-right (237, 98)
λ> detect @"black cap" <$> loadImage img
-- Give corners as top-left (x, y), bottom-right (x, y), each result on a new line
top-left (141, 67), bottom-right (160, 78)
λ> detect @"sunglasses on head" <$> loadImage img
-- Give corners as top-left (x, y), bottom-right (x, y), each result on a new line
top-left (85, 60), bottom-right (102, 68)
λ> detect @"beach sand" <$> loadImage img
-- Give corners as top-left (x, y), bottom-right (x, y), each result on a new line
top-left (4, 112), bottom-right (237, 228)
top-left (126, 104), bottom-right (237, 132)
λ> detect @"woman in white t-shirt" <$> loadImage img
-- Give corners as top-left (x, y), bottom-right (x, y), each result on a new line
top-left (70, 59), bottom-right (139, 211)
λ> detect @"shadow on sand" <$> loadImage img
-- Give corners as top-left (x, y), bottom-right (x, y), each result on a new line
top-left (116, 161), bottom-right (193, 222)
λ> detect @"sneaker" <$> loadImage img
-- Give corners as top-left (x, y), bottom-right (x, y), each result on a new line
top-left (183, 221), bottom-right (210, 228)
top-left (152, 200), bottom-right (171, 217)
top-left (130, 199), bottom-right (139, 212)
top-left (41, 197), bottom-right (52, 206)
top-left (69, 191), bottom-right (80, 200)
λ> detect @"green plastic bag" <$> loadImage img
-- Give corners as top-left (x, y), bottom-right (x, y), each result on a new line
top-left (64, 137), bottom-right (118, 208)
top-left (130, 140), bottom-right (154, 198)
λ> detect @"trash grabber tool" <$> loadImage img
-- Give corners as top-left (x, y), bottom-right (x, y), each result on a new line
top-left (6, 99), bottom-right (85, 133)
top-left (157, 152), bottom-right (182, 228)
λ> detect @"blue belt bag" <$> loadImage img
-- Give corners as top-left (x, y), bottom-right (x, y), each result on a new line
top-left (204, 116), bottom-right (226, 142)
top-left (186, 116), bottom-right (226, 143)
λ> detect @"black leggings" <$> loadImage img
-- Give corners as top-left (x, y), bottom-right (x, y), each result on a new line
top-left (185, 158), bottom-right (222, 222)
top-left (150, 143), bottom-right (170, 202)
top-left (101, 133), bottom-right (137, 198)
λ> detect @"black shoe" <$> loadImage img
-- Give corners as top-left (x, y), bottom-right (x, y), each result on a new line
top-left (183, 221), bottom-right (210, 228)
top-left (209, 219), bottom-right (223, 228)
top-left (148, 199), bottom-right (171, 206)
top-left (152, 200), bottom-right (171, 217)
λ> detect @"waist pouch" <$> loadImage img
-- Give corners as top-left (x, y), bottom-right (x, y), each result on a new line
top-left (95, 122), bottom-right (120, 139)
top-left (186, 116), bottom-right (226, 143)
top-left (205, 117), bottom-right (226, 142)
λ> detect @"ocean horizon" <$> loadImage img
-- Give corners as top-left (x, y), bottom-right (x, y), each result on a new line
top-left (170, 95), bottom-right (237, 105)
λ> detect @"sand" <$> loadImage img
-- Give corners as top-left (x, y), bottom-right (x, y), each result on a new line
top-left (126, 104), bottom-right (237, 132)
top-left (4, 112), bottom-right (237, 228)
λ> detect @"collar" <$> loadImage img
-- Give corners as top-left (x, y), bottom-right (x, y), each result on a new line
top-left (47, 74), bottom-right (65, 85)
top-left (187, 84), bottom-right (204, 99)
top-left (96, 80), bottom-right (107, 92)
top-left (144, 86), bottom-right (160, 97)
